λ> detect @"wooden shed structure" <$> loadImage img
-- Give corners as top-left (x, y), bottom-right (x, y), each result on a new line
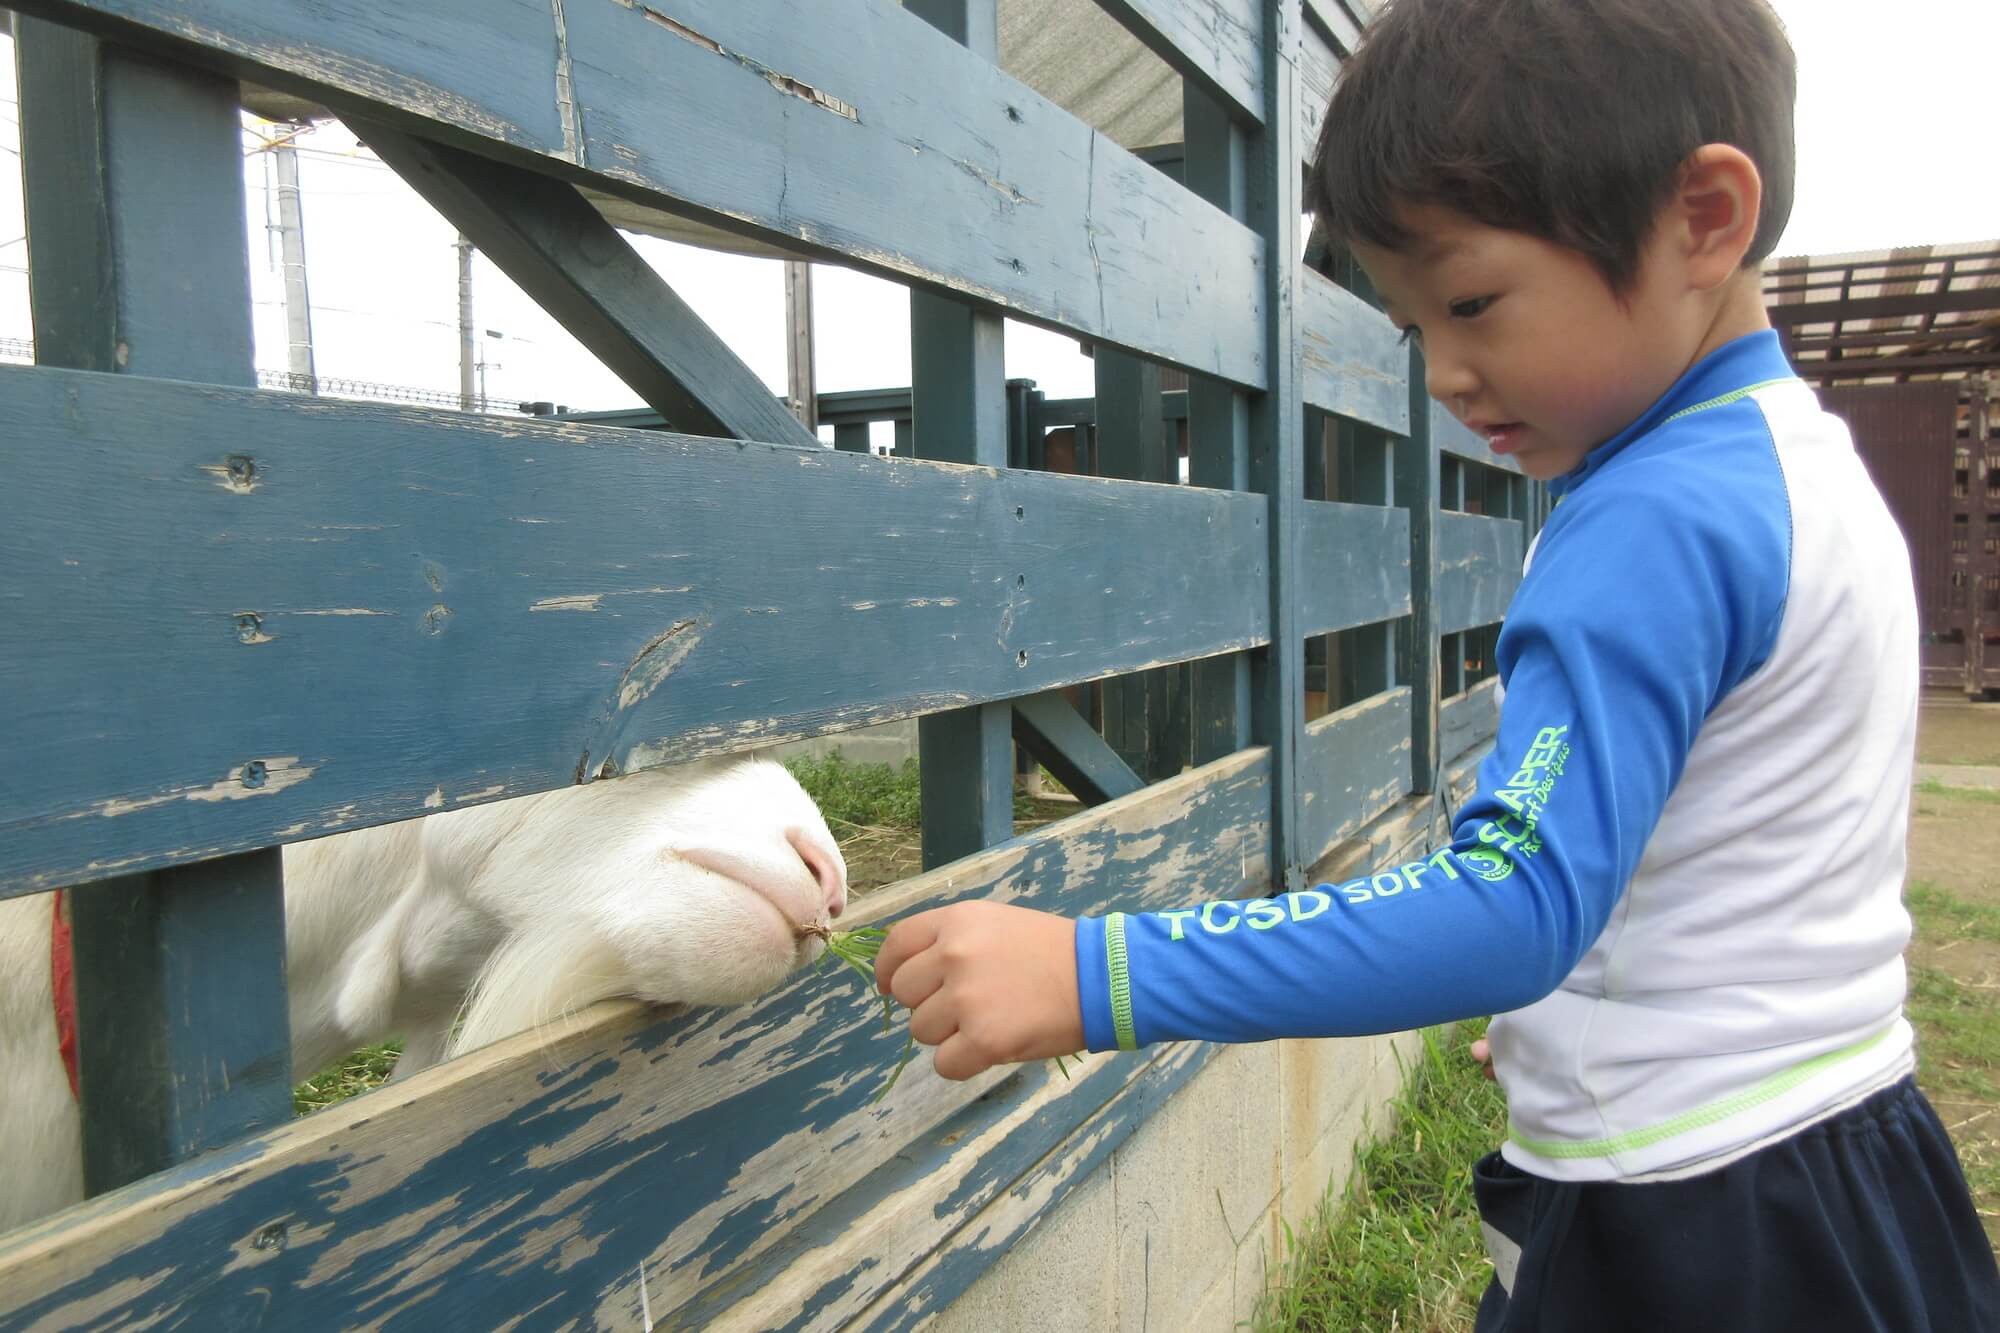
top-left (1766, 243), bottom-right (2000, 696)
top-left (0, 1), bottom-right (1535, 1325)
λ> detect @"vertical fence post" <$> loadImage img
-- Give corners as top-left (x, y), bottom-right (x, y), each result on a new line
top-left (1095, 350), bottom-right (1182, 781)
top-left (1398, 353), bottom-right (1441, 797)
top-left (1339, 422), bottom-right (1398, 701)
top-left (905, 0), bottom-right (1014, 868)
top-left (1249, 0), bottom-right (1307, 890)
top-left (13, 17), bottom-right (294, 1192)
top-left (1184, 79), bottom-right (1255, 766)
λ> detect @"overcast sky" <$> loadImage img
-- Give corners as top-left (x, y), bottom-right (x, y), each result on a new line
top-left (2, 1), bottom-right (1995, 423)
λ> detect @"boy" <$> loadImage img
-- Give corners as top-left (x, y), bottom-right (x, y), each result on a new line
top-left (876, 0), bottom-right (2000, 1326)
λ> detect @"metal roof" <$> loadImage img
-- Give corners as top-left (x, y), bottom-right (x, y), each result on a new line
top-left (1765, 241), bottom-right (2000, 385)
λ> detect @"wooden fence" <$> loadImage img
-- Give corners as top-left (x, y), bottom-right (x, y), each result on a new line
top-left (0, 1), bottom-right (1537, 1326)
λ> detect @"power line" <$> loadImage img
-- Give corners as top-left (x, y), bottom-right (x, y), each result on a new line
top-left (0, 332), bottom-right (559, 416)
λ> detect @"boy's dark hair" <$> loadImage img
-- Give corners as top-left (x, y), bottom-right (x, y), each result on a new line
top-left (1309, 0), bottom-right (1797, 292)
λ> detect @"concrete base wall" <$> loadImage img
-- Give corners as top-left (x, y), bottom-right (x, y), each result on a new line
top-left (768, 718), bottom-right (920, 768)
top-left (929, 1029), bottom-right (1426, 1331)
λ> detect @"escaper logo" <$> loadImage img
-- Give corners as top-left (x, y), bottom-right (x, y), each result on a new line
top-left (1461, 847), bottom-right (1516, 883)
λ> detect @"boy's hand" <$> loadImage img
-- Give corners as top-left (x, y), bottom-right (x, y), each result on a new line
top-left (1469, 1035), bottom-right (1497, 1081)
top-left (875, 901), bottom-right (1086, 1080)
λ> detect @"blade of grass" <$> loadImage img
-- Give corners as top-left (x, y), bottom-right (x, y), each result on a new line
top-left (807, 922), bottom-right (1078, 1100)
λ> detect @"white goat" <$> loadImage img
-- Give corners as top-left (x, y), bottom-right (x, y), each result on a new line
top-left (0, 753), bottom-right (847, 1232)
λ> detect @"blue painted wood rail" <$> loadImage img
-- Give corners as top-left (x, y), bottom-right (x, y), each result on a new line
top-left (0, 0), bottom-right (1534, 1325)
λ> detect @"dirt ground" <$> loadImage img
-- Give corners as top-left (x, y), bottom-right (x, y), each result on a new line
top-left (840, 795), bottom-right (1082, 896)
top-left (1918, 693), bottom-right (2000, 768)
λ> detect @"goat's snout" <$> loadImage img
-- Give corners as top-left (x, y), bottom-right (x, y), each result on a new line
top-left (787, 826), bottom-right (847, 920)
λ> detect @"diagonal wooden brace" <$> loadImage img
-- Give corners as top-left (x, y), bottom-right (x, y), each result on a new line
top-left (1011, 690), bottom-right (1145, 806)
top-left (359, 124), bottom-right (821, 449)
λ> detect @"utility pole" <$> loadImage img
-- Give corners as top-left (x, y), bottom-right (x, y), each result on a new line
top-left (456, 233), bottom-right (476, 411)
top-left (272, 141), bottom-right (317, 392)
top-left (784, 259), bottom-right (817, 432)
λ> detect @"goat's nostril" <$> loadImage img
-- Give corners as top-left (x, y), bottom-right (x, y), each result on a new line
top-left (788, 826), bottom-right (848, 918)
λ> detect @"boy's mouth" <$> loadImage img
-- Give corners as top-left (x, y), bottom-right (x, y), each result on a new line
top-left (1473, 422), bottom-right (1525, 454)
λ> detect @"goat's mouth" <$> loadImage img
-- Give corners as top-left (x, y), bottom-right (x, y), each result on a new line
top-left (795, 920), bottom-right (834, 942)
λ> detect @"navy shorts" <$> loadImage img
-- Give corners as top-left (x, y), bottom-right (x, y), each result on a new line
top-left (1473, 1077), bottom-right (2000, 1332)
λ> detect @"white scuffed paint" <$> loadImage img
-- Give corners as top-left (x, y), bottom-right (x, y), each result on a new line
top-left (533, 594), bottom-right (606, 612)
top-left (618, 621), bottom-right (704, 711)
top-left (96, 758), bottom-right (318, 817)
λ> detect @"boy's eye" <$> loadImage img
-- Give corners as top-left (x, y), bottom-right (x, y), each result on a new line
top-left (1448, 295), bottom-right (1496, 319)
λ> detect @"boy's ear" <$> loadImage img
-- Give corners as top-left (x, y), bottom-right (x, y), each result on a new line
top-left (1672, 144), bottom-right (1765, 292)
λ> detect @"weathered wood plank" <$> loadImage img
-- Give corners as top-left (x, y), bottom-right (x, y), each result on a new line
top-left (1297, 499), bottom-right (1411, 638)
top-left (1435, 511), bottom-right (1525, 634)
top-left (1439, 675), bottom-right (1500, 765)
top-left (1306, 732), bottom-right (1483, 885)
top-left (848, 1045), bottom-right (1214, 1331)
top-left (1298, 0), bottom-right (1369, 162)
top-left (0, 366), bottom-right (1274, 898)
top-left (1011, 691), bottom-right (1145, 805)
top-left (1297, 684), bottom-right (1413, 864)
top-left (360, 124), bottom-right (820, 449)
top-left (11, 0), bottom-right (1266, 386)
top-left (0, 752), bottom-right (1272, 1331)
top-left (13, 19), bottom-right (295, 1197)
top-left (1303, 0), bottom-right (1366, 54)
top-left (1092, 0), bottom-right (1263, 127)
top-left (1433, 399), bottom-right (1525, 473)
top-left (1299, 269), bottom-right (1408, 434)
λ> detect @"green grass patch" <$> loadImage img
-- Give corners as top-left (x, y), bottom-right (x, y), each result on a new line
top-left (293, 1040), bottom-right (403, 1116)
top-left (1914, 779), bottom-right (2000, 805)
top-left (1908, 960), bottom-right (1999, 1219)
top-left (785, 753), bottom-right (925, 831)
top-left (1908, 881), bottom-right (2000, 945)
top-left (1258, 1022), bottom-right (1506, 1333)
top-left (785, 751), bottom-right (1065, 833)
top-left (1904, 885), bottom-right (2000, 1223)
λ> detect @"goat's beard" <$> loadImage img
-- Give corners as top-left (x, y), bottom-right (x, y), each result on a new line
top-left (447, 921), bottom-right (637, 1061)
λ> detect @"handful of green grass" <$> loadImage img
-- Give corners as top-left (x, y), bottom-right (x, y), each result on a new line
top-left (803, 922), bottom-right (1074, 1103)
top-left (806, 924), bottom-right (916, 1102)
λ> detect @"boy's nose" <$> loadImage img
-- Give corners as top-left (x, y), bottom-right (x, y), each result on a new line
top-left (1423, 349), bottom-right (1479, 405)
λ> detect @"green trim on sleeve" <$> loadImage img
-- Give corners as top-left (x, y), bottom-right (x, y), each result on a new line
top-left (1508, 1023), bottom-right (1899, 1160)
top-left (1104, 912), bottom-right (1138, 1052)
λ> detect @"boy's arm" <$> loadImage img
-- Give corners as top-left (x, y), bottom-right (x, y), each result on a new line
top-left (1070, 488), bottom-right (1786, 1050)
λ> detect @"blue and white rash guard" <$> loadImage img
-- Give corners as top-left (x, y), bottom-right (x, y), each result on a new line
top-left (1074, 331), bottom-right (1920, 1181)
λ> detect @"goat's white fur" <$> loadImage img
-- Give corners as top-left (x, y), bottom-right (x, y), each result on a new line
top-left (0, 753), bottom-right (846, 1233)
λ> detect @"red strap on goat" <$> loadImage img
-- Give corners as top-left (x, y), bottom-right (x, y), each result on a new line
top-left (51, 888), bottom-right (80, 1102)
